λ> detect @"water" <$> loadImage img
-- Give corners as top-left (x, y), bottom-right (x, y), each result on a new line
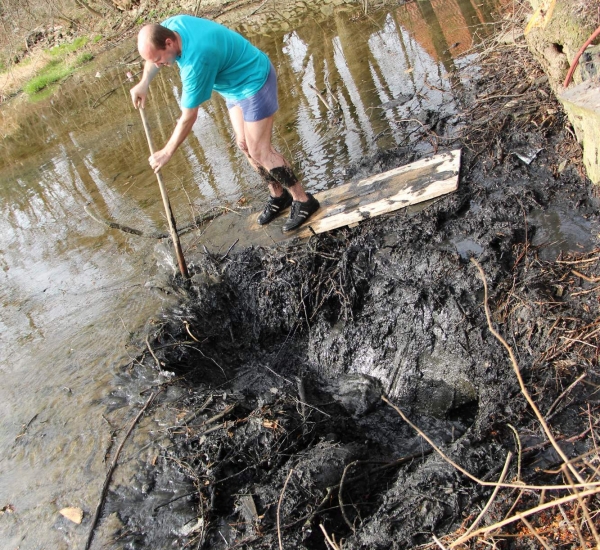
top-left (530, 205), bottom-right (595, 261)
top-left (0, 1), bottom-right (499, 547)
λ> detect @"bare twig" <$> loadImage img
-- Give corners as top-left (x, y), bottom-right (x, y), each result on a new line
top-left (339, 460), bottom-right (358, 532)
top-left (556, 256), bottom-right (600, 265)
top-left (521, 517), bottom-right (553, 550)
top-left (220, 238), bottom-right (239, 261)
top-left (85, 389), bottom-right (162, 550)
top-left (183, 320), bottom-right (205, 344)
top-left (179, 395), bottom-right (214, 425)
top-left (190, 403), bottom-right (236, 429)
top-left (562, 465), bottom-right (600, 546)
top-left (309, 83), bottom-right (334, 113)
top-left (84, 203), bottom-right (167, 239)
top-left (572, 269), bottom-right (600, 283)
top-left (455, 485), bottom-right (600, 544)
top-left (278, 469), bottom-right (294, 550)
top-left (507, 424), bottom-right (522, 481)
top-left (559, 503), bottom-right (586, 548)
top-left (146, 334), bottom-right (161, 370)
top-left (320, 524), bottom-right (342, 550)
top-left (432, 534), bottom-right (449, 550)
top-left (470, 258), bottom-right (585, 485)
top-left (449, 452), bottom-right (512, 548)
top-left (544, 373), bottom-right (586, 420)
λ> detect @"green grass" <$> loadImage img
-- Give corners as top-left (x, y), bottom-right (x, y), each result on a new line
top-left (28, 84), bottom-right (59, 103)
top-left (93, 34), bottom-right (103, 43)
top-left (23, 59), bottom-right (72, 95)
top-left (76, 52), bottom-right (93, 65)
top-left (47, 36), bottom-right (89, 57)
top-left (22, 37), bottom-right (94, 97)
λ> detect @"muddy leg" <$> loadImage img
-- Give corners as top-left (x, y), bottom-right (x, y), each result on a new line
top-left (228, 105), bottom-right (309, 202)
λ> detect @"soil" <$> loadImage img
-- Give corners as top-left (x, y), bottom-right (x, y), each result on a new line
top-left (2, 1), bottom-right (599, 548)
top-left (74, 6), bottom-right (600, 550)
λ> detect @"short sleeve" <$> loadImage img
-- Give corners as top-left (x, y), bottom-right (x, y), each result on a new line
top-left (179, 60), bottom-right (219, 109)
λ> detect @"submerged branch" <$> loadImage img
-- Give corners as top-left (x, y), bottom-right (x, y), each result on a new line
top-left (84, 203), bottom-right (168, 239)
top-left (85, 389), bottom-right (163, 550)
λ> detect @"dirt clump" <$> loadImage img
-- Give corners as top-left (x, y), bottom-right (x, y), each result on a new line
top-left (96, 13), bottom-right (600, 550)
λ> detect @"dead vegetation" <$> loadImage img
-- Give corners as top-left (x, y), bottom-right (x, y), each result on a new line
top-left (113, 11), bottom-right (600, 550)
top-left (385, 249), bottom-right (600, 549)
top-left (56, 2), bottom-right (600, 549)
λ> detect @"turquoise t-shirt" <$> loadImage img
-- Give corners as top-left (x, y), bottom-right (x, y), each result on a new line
top-left (162, 15), bottom-right (270, 109)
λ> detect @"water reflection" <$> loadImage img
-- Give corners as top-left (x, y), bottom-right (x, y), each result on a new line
top-left (0, 1), bottom-right (499, 547)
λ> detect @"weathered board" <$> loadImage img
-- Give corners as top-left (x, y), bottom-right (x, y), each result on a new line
top-left (194, 149), bottom-right (461, 251)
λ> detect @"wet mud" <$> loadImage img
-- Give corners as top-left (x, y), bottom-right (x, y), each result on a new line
top-left (97, 19), bottom-right (600, 550)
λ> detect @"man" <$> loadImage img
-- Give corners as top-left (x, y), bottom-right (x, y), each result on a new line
top-left (130, 15), bottom-right (319, 232)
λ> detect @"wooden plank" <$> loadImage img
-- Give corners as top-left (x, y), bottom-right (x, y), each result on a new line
top-left (194, 149), bottom-right (461, 251)
top-left (255, 148), bottom-right (460, 238)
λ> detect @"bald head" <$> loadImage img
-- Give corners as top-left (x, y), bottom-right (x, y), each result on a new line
top-left (138, 24), bottom-right (181, 67)
top-left (138, 24), bottom-right (177, 52)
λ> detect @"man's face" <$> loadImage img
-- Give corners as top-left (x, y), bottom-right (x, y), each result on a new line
top-left (141, 38), bottom-right (178, 68)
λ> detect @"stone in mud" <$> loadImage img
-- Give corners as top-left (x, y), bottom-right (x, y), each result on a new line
top-left (413, 346), bottom-right (478, 418)
top-left (331, 373), bottom-right (383, 418)
top-left (292, 440), bottom-right (360, 490)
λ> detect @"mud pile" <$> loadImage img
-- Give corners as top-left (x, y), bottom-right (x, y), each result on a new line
top-left (98, 20), bottom-right (600, 550)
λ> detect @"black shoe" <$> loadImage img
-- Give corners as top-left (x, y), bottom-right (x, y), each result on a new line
top-left (257, 189), bottom-right (293, 225)
top-left (282, 194), bottom-right (320, 232)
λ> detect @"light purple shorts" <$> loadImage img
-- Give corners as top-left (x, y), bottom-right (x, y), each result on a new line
top-left (226, 63), bottom-right (278, 122)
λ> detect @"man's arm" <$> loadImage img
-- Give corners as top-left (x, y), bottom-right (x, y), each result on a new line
top-left (130, 61), bottom-right (161, 108)
top-left (148, 107), bottom-right (199, 173)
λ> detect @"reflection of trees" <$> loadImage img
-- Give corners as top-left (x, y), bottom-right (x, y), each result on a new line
top-left (474, 0), bottom-right (499, 27)
top-left (413, 0), bottom-right (455, 77)
top-left (455, 0), bottom-right (483, 34)
top-left (331, 10), bottom-right (392, 149)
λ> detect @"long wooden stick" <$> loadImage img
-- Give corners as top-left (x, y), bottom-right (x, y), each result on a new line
top-left (139, 108), bottom-right (189, 279)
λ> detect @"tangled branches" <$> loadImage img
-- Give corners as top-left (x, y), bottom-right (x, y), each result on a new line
top-left (382, 253), bottom-right (600, 549)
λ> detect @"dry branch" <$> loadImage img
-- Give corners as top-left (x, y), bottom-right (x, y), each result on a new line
top-left (449, 453), bottom-right (512, 548)
top-left (381, 397), bottom-right (597, 491)
top-left (278, 469), bottom-right (294, 550)
top-left (470, 258), bottom-right (585, 485)
top-left (85, 389), bottom-right (162, 550)
top-left (453, 486), bottom-right (600, 543)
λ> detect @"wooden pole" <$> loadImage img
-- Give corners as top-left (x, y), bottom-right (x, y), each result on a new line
top-left (138, 108), bottom-right (190, 279)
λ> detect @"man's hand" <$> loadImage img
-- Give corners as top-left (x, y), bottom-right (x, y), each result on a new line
top-left (149, 148), bottom-right (173, 173)
top-left (145, 108), bottom-right (199, 173)
top-left (130, 81), bottom-right (149, 109)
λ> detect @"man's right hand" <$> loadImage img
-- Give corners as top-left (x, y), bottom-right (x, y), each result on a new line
top-left (130, 81), bottom-right (149, 109)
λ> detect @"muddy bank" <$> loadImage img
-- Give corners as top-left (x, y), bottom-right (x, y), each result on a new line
top-left (90, 13), bottom-right (600, 550)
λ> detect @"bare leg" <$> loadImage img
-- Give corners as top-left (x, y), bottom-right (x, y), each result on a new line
top-left (228, 106), bottom-right (309, 202)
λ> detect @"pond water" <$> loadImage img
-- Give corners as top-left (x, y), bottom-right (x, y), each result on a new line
top-left (0, 1), bottom-right (500, 547)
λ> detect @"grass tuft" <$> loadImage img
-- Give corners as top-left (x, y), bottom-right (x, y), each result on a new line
top-left (23, 59), bottom-right (72, 95)
top-left (23, 36), bottom-right (93, 96)
top-left (76, 52), bottom-right (94, 65)
top-left (47, 36), bottom-right (89, 57)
